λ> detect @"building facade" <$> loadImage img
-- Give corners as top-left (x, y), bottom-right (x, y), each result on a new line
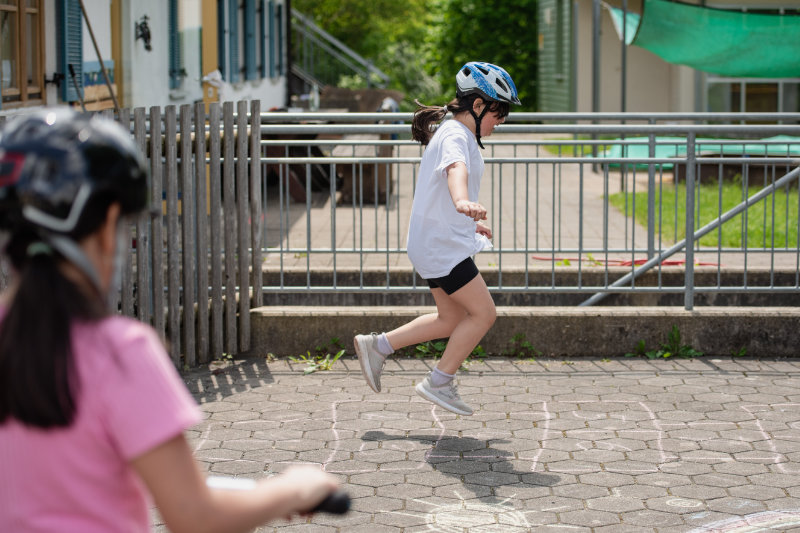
top-left (0, 0), bottom-right (289, 114)
top-left (538, 0), bottom-right (800, 113)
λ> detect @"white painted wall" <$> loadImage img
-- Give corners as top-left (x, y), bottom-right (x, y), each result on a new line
top-left (81, 0), bottom-right (112, 63)
top-left (575, 0), bottom-right (684, 113)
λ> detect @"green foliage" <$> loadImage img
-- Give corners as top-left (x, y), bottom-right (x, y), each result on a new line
top-left (609, 182), bottom-right (798, 248)
top-left (293, 0), bottom-right (538, 110)
top-left (427, 0), bottom-right (539, 110)
top-left (290, 337), bottom-right (347, 374)
top-left (625, 326), bottom-right (704, 359)
top-left (731, 346), bottom-right (748, 357)
top-left (505, 333), bottom-right (541, 360)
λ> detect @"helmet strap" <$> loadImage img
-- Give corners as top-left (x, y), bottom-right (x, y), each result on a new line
top-left (468, 104), bottom-right (491, 150)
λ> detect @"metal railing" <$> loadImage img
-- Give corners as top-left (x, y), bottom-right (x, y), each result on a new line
top-left (290, 9), bottom-right (389, 92)
top-left (258, 112), bottom-right (800, 309)
top-left (1, 107), bottom-right (798, 366)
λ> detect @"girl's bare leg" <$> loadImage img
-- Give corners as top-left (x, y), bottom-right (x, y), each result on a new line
top-left (385, 274), bottom-right (495, 374)
top-left (434, 274), bottom-right (496, 374)
top-left (385, 287), bottom-right (467, 350)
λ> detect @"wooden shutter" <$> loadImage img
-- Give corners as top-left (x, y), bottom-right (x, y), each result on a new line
top-left (168, 0), bottom-right (181, 89)
top-left (57, 0), bottom-right (83, 102)
top-left (244, 0), bottom-right (256, 80)
top-left (227, 0), bottom-right (239, 82)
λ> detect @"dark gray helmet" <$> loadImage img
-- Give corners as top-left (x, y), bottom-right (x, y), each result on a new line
top-left (0, 108), bottom-right (147, 234)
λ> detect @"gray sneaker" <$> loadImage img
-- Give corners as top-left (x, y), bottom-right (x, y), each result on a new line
top-left (354, 333), bottom-right (386, 393)
top-left (415, 376), bottom-right (474, 416)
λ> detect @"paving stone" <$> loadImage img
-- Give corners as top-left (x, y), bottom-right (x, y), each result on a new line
top-left (148, 358), bottom-right (800, 531)
top-left (559, 508), bottom-right (620, 527)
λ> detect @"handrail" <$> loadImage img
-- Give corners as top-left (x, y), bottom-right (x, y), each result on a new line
top-left (291, 8), bottom-right (389, 87)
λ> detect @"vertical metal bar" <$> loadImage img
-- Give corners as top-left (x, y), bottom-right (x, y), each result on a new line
top-left (621, 0), bottom-right (627, 112)
top-left (550, 163), bottom-right (556, 288)
top-left (743, 164), bottom-right (749, 288)
top-left (223, 102), bottom-right (237, 355)
top-left (149, 106), bottom-right (165, 340)
top-left (630, 165), bottom-right (637, 282)
top-left (591, 0), bottom-right (601, 166)
top-left (498, 163), bottom-right (503, 288)
top-left (684, 132), bottom-right (696, 310)
top-left (165, 105), bottom-right (181, 366)
top-left (525, 162), bottom-right (530, 288)
top-left (195, 102), bottom-right (210, 364)
top-left (180, 105), bottom-right (196, 367)
top-left (717, 162), bottom-right (723, 289)
top-left (305, 162), bottom-right (312, 288)
top-left (647, 121), bottom-right (656, 259)
top-left (250, 100), bottom-right (263, 308)
top-left (209, 103), bottom-right (224, 360)
top-left (330, 162), bottom-right (337, 288)
top-left (578, 163), bottom-right (584, 288)
top-left (603, 164), bottom-right (609, 289)
top-left (236, 100), bottom-right (251, 352)
top-left (133, 108), bottom-right (151, 326)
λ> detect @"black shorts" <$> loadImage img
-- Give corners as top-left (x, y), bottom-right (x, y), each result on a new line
top-left (426, 257), bottom-right (480, 295)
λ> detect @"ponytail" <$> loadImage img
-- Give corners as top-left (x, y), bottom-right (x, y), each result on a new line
top-left (0, 200), bottom-right (111, 428)
top-left (411, 94), bottom-right (510, 146)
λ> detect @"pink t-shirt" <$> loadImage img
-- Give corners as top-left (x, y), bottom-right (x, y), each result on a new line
top-left (0, 314), bottom-right (202, 532)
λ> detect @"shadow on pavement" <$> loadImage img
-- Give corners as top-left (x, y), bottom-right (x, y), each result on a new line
top-left (182, 358), bottom-right (276, 403)
top-left (362, 430), bottom-right (559, 504)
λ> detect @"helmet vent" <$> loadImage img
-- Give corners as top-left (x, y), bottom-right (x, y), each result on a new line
top-left (462, 67), bottom-right (471, 77)
top-left (477, 66), bottom-right (490, 75)
top-left (496, 79), bottom-right (508, 92)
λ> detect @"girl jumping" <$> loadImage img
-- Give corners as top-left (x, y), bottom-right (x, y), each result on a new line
top-left (354, 61), bottom-right (521, 416)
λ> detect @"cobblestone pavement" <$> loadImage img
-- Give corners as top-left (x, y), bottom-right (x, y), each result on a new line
top-left (152, 357), bottom-right (800, 532)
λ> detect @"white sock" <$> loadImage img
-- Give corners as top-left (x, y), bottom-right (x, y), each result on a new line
top-left (376, 333), bottom-right (394, 356)
top-left (431, 367), bottom-right (455, 387)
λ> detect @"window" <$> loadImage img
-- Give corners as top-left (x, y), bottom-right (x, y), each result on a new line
top-left (217, 0), bottom-right (283, 84)
top-left (707, 78), bottom-right (800, 114)
top-left (1, 0), bottom-right (44, 109)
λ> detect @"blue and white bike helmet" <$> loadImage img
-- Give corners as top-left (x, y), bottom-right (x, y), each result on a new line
top-left (455, 62), bottom-right (520, 149)
top-left (456, 61), bottom-right (521, 106)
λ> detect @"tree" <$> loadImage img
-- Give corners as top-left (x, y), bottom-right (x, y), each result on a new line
top-left (427, 0), bottom-right (538, 110)
top-left (292, 0), bottom-right (538, 111)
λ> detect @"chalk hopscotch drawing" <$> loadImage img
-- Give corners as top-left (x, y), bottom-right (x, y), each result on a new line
top-left (687, 510), bottom-right (800, 532)
top-left (282, 395), bottom-right (800, 530)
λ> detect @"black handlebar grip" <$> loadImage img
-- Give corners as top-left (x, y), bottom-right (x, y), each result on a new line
top-left (311, 491), bottom-right (351, 514)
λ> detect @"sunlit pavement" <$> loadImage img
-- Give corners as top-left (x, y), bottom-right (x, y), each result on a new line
top-left (150, 356), bottom-right (800, 532)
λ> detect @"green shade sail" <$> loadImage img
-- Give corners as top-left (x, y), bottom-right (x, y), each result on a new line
top-left (608, 0), bottom-right (800, 78)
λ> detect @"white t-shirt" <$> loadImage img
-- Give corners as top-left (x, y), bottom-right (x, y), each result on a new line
top-left (407, 119), bottom-right (491, 279)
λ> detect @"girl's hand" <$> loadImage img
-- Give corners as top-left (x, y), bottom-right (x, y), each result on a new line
top-left (270, 465), bottom-right (340, 518)
top-left (455, 199), bottom-right (487, 221)
top-left (476, 222), bottom-right (492, 239)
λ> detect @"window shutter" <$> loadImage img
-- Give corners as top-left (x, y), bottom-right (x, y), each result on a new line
top-left (168, 0), bottom-right (181, 89)
top-left (217, 0), bottom-right (227, 80)
top-left (228, 0), bottom-right (239, 83)
top-left (276, 3), bottom-right (283, 75)
top-left (267, 0), bottom-right (275, 78)
top-left (244, 0), bottom-right (256, 80)
top-left (259, 0), bottom-right (266, 78)
top-left (58, 0), bottom-right (83, 102)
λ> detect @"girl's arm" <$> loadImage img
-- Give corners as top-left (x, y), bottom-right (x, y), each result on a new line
top-left (131, 434), bottom-right (338, 533)
top-left (446, 162), bottom-right (486, 221)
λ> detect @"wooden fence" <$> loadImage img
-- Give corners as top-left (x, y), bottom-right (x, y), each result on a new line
top-left (1, 101), bottom-right (264, 368)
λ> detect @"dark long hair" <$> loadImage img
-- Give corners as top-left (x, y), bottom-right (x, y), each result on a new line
top-left (411, 94), bottom-right (510, 146)
top-left (0, 195), bottom-right (113, 428)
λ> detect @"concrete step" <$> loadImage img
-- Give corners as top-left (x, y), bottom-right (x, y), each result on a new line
top-left (250, 306), bottom-right (800, 358)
